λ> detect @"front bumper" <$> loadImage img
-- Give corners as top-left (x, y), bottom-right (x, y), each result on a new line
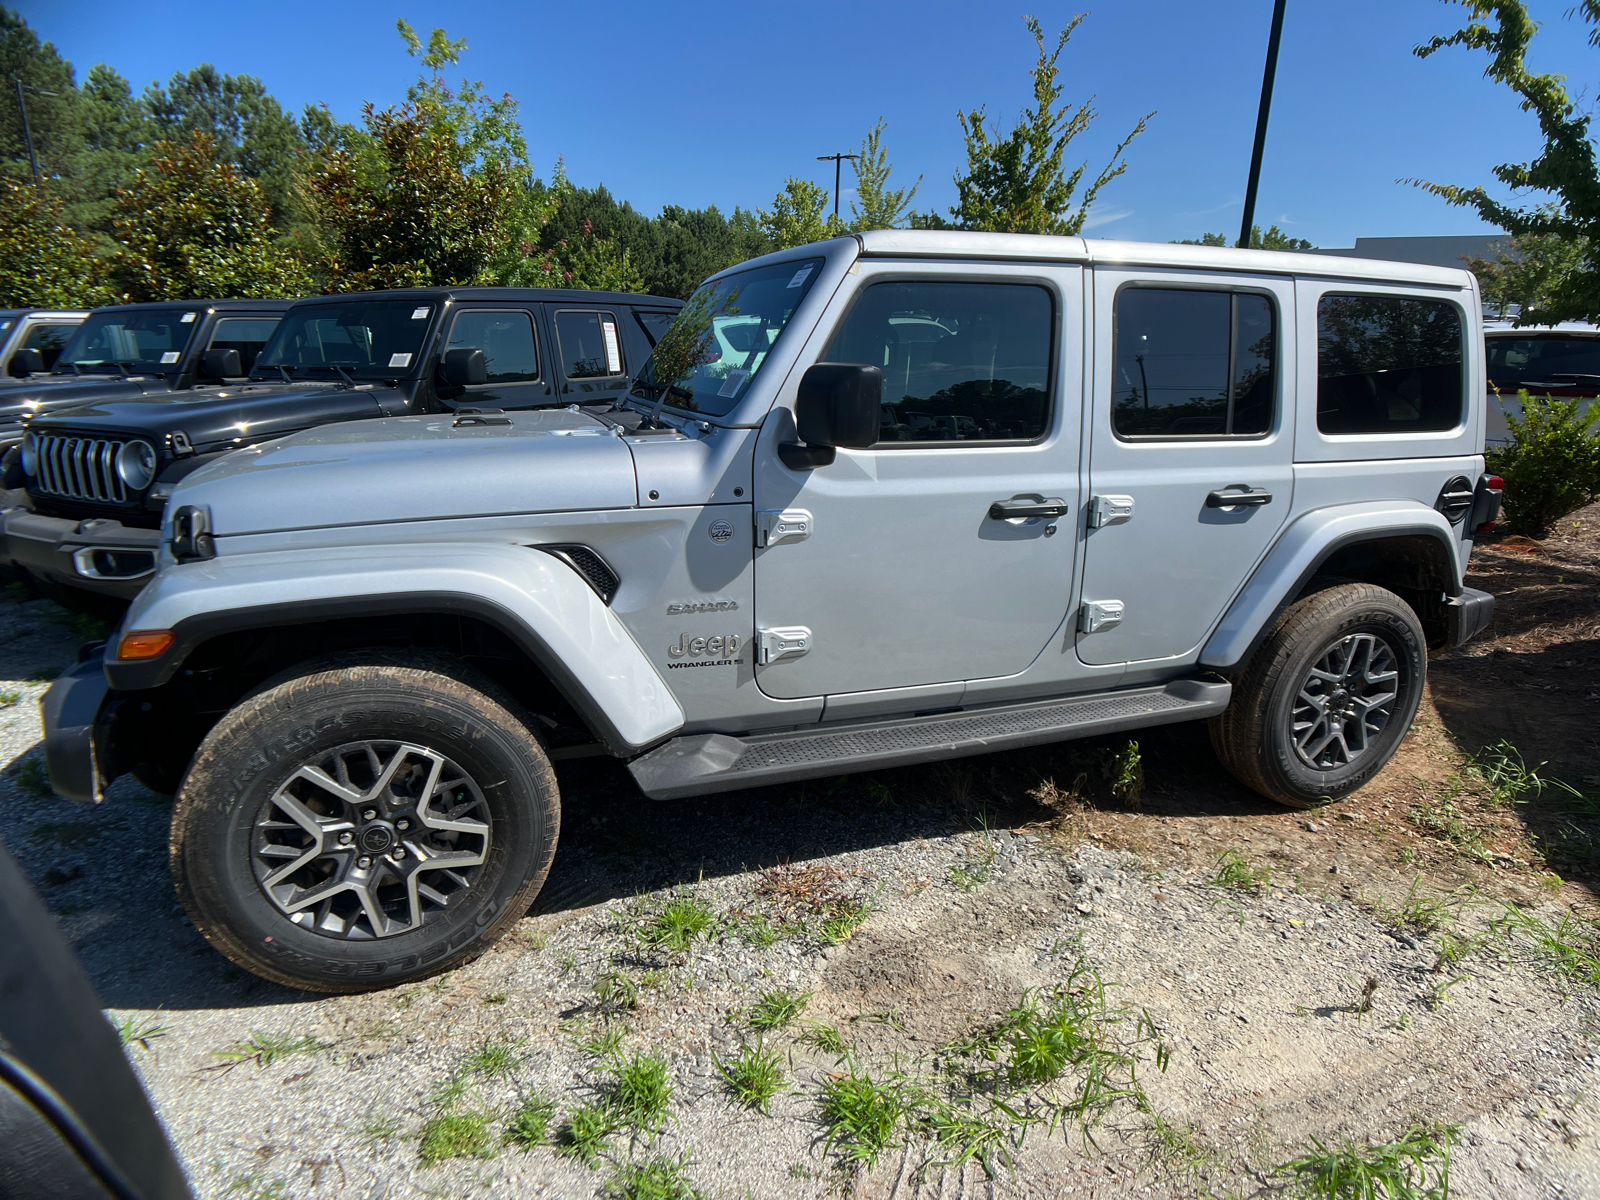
top-left (1447, 587), bottom-right (1495, 648)
top-left (2, 502), bottom-right (160, 601)
top-left (41, 646), bottom-right (114, 804)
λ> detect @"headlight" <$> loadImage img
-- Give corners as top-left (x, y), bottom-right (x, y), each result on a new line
top-left (116, 440), bottom-right (157, 491)
top-left (20, 433), bottom-right (35, 476)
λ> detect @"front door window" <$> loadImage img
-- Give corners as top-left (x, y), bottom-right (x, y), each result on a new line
top-left (445, 309), bottom-right (546, 408)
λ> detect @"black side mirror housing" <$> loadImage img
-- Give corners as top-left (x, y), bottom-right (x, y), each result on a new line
top-left (441, 348), bottom-right (488, 387)
top-left (199, 348), bottom-right (241, 381)
top-left (781, 363), bottom-right (882, 469)
top-left (7, 349), bottom-right (43, 378)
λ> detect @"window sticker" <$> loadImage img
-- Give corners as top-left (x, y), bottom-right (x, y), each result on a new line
top-left (180, 312), bottom-right (196, 323)
top-left (159, 351), bottom-right (181, 364)
top-left (786, 267), bottom-right (813, 289)
top-left (602, 319), bottom-right (621, 374)
top-left (411, 307), bottom-right (431, 320)
top-left (388, 352), bottom-right (413, 368)
top-left (717, 369), bottom-right (749, 398)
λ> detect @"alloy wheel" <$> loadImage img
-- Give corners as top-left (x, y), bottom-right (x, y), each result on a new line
top-left (1290, 633), bottom-right (1401, 771)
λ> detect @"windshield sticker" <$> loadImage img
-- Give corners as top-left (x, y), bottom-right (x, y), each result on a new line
top-left (602, 319), bottom-right (621, 374)
top-left (388, 352), bottom-right (413, 368)
top-left (786, 267), bottom-right (813, 289)
top-left (180, 312), bottom-right (196, 323)
top-left (411, 307), bottom-right (431, 320)
top-left (160, 351), bottom-right (181, 364)
top-left (717, 369), bottom-right (749, 398)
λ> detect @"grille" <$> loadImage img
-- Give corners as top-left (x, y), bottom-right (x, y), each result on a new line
top-left (539, 544), bottom-right (620, 604)
top-left (33, 435), bottom-right (129, 503)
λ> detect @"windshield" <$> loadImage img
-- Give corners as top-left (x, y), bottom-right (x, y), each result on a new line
top-left (629, 258), bottom-right (825, 417)
top-left (54, 308), bottom-right (199, 373)
top-left (1487, 334), bottom-right (1600, 389)
top-left (254, 299), bottom-right (435, 379)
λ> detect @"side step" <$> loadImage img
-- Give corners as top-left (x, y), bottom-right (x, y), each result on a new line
top-left (628, 678), bottom-right (1230, 801)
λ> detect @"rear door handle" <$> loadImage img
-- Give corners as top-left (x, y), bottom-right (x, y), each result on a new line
top-left (1205, 487), bottom-right (1272, 508)
top-left (988, 497), bottom-right (1069, 520)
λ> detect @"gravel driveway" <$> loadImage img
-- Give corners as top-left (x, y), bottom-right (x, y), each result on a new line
top-left (1, 588), bottom-right (1597, 1199)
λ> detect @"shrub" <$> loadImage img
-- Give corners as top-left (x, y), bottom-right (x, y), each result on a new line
top-left (1487, 389), bottom-right (1600, 537)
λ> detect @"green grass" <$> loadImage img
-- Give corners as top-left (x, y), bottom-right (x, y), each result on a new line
top-left (223, 1171), bottom-right (289, 1199)
top-left (1276, 1123), bottom-right (1457, 1200)
top-left (556, 1103), bottom-right (617, 1167)
top-left (465, 1037), bottom-right (525, 1079)
top-left (1371, 875), bottom-right (1451, 935)
top-left (0, 689), bottom-right (22, 708)
top-left (215, 1031), bottom-right (326, 1068)
top-left (738, 913), bottom-right (779, 947)
top-left (112, 1013), bottom-right (170, 1049)
top-left (818, 1062), bottom-right (918, 1169)
top-left (1108, 739), bottom-right (1144, 806)
top-left (925, 1095), bottom-right (1029, 1178)
top-left (638, 892), bottom-right (715, 953)
top-left (1005, 991), bottom-right (1092, 1085)
top-left (747, 986), bottom-right (811, 1031)
top-left (1212, 848), bottom-right (1271, 892)
top-left (15, 758), bottom-right (53, 798)
top-left (818, 897), bottom-right (870, 945)
top-left (1495, 903), bottom-right (1600, 987)
top-left (1469, 739), bottom-right (1584, 807)
top-left (502, 1093), bottom-right (558, 1149)
top-left (576, 1023), bottom-right (626, 1061)
top-left (800, 1023), bottom-right (848, 1057)
top-left (418, 1110), bottom-right (497, 1164)
top-left (595, 970), bottom-right (640, 1013)
top-left (610, 1049), bottom-right (673, 1131)
top-left (714, 1039), bottom-right (786, 1113)
top-left (602, 1153), bottom-right (709, 1200)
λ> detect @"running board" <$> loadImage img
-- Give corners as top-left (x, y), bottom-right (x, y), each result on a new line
top-left (628, 678), bottom-right (1230, 801)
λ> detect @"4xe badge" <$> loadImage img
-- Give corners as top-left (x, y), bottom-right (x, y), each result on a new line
top-left (707, 519), bottom-right (735, 545)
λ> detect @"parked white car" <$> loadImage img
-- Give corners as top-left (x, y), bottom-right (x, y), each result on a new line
top-left (1484, 320), bottom-right (1600, 446)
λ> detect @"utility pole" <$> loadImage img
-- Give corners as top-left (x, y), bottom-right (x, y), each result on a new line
top-left (14, 77), bottom-right (40, 184)
top-left (816, 152), bottom-right (859, 219)
top-left (1238, 0), bottom-right (1288, 250)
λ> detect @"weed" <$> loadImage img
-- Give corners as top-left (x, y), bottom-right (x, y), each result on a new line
top-left (0, 689), bottom-right (21, 708)
top-left (577, 1023), bottom-right (626, 1061)
top-left (1431, 931), bottom-right (1478, 972)
top-left (595, 970), bottom-right (640, 1013)
top-left (483, 991), bottom-right (508, 1006)
top-left (1470, 739), bottom-right (1583, 807)
top-left (1372, 876), bottom-right (1450, 935)
top-left (819, 897), bottom-right (870, 945)
top-left (1148, 1111), bottom-right (1211, 1176)
top-left (864, 779), bottom-right (895, 808)
top-left (948, 859), bottom-right (991, 891)
top-left (359, 1110), bottom-right (404, 1145)
top-left (15, 758), bottom-right (53, 798)
top-left (603, 1153), bottom-right (708, 1200)
top-left (747, 986), bottom-right (811, 1031)
top-left (1495, 903), bottom-right (1600, 987)
top-left (925, 1095), bottom-right (1029, 1177)
top-left (503, 1093), bottom-right (558, 1149)
top-left (428, 1069), bottom-right (472, 1111)
top-left (559, 951), bottom-right (577, 974)
top-left (1005, 991), bottom-right (1092, 1085)
top-left (1408, 801), bottom-right (1479, 849)
top-left (215, 1031), bottom-right (325, 1069)
top-left (639, 891), bottom-right (715, 954)
top-left (557, 1103), bottom-right (617, 1167)
top-left (1212, 849), bottom-right (1271, 892)
top-left (737, 913), bottom-right (779, 947)
top-left (638, 968), bottom-right (668, 990)
top-left (1538, 872), bottom-right (1565, 893)
top-left (1108, 739), bottom-right (1144, 806)
top-left (113, 1013), bottom-right (170, 1049)
top-left (418, 1110), bottom-right (497, 1164)
top-left (818, 1062), bottom-right (917, 1169)
top-left (1425, 975), bottom-right (1470, 1010)
top-left (465, 1037), bottom-right (525, 1079)
top-left (223, 1171), bottom-right (289, 1199)
top-left (1276, 1123), bottom-right (1458, 1200)
top-left (714, 1039), bottom-right (786, 1113)
top-left (801, 1023), bottom-right (848, 1057)
top-left (610, 1049), bottom-right (673, 1131)
top-left (1350, 977), bottom-right (1379, 1015)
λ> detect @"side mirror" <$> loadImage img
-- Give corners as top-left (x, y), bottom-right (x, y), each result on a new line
top-left (441, 348), bottom-right (488, 387)
top-left (781, 363), bottom-right (881, 470)
top-left (199, 348), bottom-right (241, 381)
top-left (7, 349), bottom-right (43, 378)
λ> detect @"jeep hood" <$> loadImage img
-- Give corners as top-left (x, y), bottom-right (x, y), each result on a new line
top-left (0, 374), bottom-right (164, 431)
top-left (173, 409), bottom-right (638, 536)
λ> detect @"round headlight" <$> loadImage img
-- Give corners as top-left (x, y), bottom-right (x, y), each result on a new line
top-left (116, 440), bottom-right (157, 491)
top-left (20, 432), bottom-right (36, 477)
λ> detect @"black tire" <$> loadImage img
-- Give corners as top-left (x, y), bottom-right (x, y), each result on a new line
top-left (1209, 582), bottom-right (1426, 809)
top-left (169, 654), bottom-right (559, 992)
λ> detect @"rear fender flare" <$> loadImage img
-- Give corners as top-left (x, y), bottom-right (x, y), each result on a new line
top-left (107, 542), bottom-right (685, 754)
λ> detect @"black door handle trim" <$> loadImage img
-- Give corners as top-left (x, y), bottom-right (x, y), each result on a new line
top-left (1206, 487), bottom-right (1272, 508)
top-left (988, 497), bottom-right (1069, 519)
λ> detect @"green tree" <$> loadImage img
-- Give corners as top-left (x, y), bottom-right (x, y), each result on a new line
top-left (0, 178), bottom-right (112, 307)
top-left (950, 14), bottom-right (1151, 234)
top-left (72, 64), bottom-right (150, 239)
top-left (760, 177), bottom-right (845, 249)
top-left (108, 131), bottom-right (311, 301)
top-left (1470, 222), bottom-right (1591, 319)
top-left (850, 118), bottom-right (920, 231)
top-left (0, 8), bottom-right (80, 183)
top-left (1412, 1), bottom-right (1600, 324)
top-left (1175, 224), bottom-right (1313, 250)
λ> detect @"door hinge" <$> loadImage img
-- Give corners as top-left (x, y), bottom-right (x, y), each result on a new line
top-left (756, 508), bottom-right (813, 547)
top-left (757, 626), bottom-right (812, 664)
top-left (1078, 599), bottom-right (1125, 634)
top-left (1088, 495), bottom-right (1135, 528)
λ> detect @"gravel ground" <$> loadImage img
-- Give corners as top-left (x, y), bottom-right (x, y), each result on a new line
top-left (1, 587), bottom-right (1598, 1199)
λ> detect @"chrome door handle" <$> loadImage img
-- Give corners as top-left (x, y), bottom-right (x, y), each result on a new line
top-left (1206, 487), bottom-right (1272, 508)
top-left (988, 497), bottom-right (1069, 519)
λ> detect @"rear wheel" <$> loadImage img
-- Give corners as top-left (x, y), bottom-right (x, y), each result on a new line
top-left (1210, 582), bottom-right (1426, 809)
top-left (169, 654), bottom-right (558, 992)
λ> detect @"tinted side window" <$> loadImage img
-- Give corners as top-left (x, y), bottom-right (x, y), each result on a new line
top-left (823, 281), bottom-right (1053, 443)
top-left (556, 310), bottom-right (624, 378)
top-left (22, 323), bottom-right (75, 370)
top-left (448, 310), bottom-right (539, 383)
top-left (1317, 295), bottom-right (1463, 435)
top-left (208, 318), bottom-right (279, 375)
top-left (1112, 289), bottom-right (1276, 438)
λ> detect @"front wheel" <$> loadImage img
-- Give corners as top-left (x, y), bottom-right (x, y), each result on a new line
top-left (170, 655), bottom-right (559, 992)
top-left (1210, 582), bottom-right (1426, 809)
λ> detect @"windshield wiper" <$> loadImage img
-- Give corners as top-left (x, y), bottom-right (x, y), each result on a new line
top-left (1543, 373), bottom-right (1600, 382)
top-left (331, 364), bottom-right (358, 390)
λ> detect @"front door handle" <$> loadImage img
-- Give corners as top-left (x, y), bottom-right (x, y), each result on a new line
top-left (988, 497), bottom-right (1069, 520)
top-left (1205, 487), bottom-right (1272, 509)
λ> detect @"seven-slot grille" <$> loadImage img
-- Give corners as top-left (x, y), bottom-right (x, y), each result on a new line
top-left (32, 435), bottom-right (131, 503)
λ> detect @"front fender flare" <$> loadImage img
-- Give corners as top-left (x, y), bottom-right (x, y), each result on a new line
top-left (1200, 501), bottom-right (1462, 673)
top-left (106, 542), bottom-right (685, 754)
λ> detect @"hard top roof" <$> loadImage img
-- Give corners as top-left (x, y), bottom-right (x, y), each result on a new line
top-left (281, 287), bottom-right (684, 308)
top-left (86, 298), bottom-right (296, 314)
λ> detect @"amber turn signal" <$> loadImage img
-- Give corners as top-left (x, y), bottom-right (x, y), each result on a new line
top-left (117, 630), bottom-right (175, 660)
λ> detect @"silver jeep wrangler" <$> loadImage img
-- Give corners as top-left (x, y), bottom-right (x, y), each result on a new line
top-left (42, 231), bottom-right (1501, 991)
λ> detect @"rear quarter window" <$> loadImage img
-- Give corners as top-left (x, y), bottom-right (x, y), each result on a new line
top-left (1317, 294), bottom-right (1464, 435)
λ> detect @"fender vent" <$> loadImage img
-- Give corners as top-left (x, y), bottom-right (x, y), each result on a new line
top-left (539, 544), bottom-right (620, 604)
top-left (1435, 476), bottom-right (1475, 525)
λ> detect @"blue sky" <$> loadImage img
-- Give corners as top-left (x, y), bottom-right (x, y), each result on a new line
top-left (19, 0), bottom-right (1600, 247)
